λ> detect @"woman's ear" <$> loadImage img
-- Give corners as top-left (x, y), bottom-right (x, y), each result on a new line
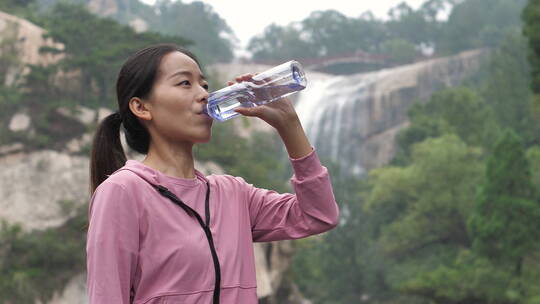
top-left (129, 97), bottom-right (152, 121)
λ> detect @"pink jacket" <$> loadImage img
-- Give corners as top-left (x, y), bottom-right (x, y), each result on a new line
top-left (86, 150), bottom-right (339, 303)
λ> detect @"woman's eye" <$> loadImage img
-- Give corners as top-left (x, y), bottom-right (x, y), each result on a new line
top-left (203, 84), bottom-right (209, 91)
top-left (177, 80), bottom-right (190, 86)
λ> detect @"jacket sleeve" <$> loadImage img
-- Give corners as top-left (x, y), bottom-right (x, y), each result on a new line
top-left (245, 149), bottom-right (340, 242)
top-left (86, 182), bottom-right (139, 304)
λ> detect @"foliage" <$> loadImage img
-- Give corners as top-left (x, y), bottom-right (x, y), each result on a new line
top-left (468, 131), bottom-right (540, 267)
top-left (380, 38), bottom-right (417, 65)
top-left (34, 2), bottom-right (191, 109)
top-left (248, 10), bottom-right (391, 64)
top-left (394, 87), bottom-right (498, 164)
top-left (0, 206), bottom-right (87, 304)
top-left (400, 250), bottom-right (518, 304)
top-left (367, 135), bottom-right (482, 259)
top-left (0, 2), bottom-right (196, 150)
top-left (523, 0), bottom-right (540, 109)
top-left (526, 145), bottom-right (540, 187)
top-left (438, 0), bottom-right (526, 54)
top-left (248, 0), bottom-right (526, 72)
top-left (292, 135), bottom-right (487, 304)
top-left (247, 23), bottom-right (319, 62)
top-left (292, 2), bottom-right (540, 299)
top-left (290, 168), bottom-right (368, 304)
top-left (396, 132), bottom-right (540, 304)
top-left (148, 0), bottom-right (235, 63)
top-left (361, 134), bottom-right (540, 303)
top-left (35, 0), bottom-right (235, 64)
top-left (0, 0), bottom-right (35, 17)
top-left (480, 30), bottom-right (537, 142)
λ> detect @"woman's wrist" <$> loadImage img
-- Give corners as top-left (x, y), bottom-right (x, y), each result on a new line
top-left (277, 118), bottom-right (312, 159)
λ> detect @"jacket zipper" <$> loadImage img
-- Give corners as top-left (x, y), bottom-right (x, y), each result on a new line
top-left (155, 183), bottom-right (221, 304)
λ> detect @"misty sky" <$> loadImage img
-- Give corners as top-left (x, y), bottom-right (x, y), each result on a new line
top-left (139, 0), bottom-right (427, 50)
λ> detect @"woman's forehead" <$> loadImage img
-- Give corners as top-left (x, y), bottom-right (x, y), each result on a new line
top-left (158, 51), bottom-right (202, 78)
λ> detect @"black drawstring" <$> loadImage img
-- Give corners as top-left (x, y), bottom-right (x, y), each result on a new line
top-left (154, 182), bottom-right (221, 304)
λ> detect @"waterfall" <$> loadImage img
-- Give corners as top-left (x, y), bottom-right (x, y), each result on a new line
top-left (296, 72), bottom-right (386, 175)
top-left (295, 49), bottom-right (487, 176)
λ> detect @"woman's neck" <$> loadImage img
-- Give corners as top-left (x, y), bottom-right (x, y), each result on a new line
top-left (143, 141), bottom-right (196, 179)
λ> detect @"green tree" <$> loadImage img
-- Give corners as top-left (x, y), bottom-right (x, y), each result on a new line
top-left (248, 10), bottom-right (389, 63)
top-left (248, 24), bottom-right (317, 62)
top-left (380, 38), bottom-right (417, 64)
top-left (0, 208), bottom-right (87, 304)
top-left (526, 145), bottom-right (540, 188)
top-left (395, 87), bottom-right (498, 164)
top-left (248, 0), bottom-right (525, 72)
top-left (0, 0), bottom-right (35, 15)
top-left (363, 135), bottom-right (484, 303)
top-left (523, 0), bottom-right (540, 110)
top-left (468, 130), bottom-right (540, 273)
top-left (386, 2), bottom-right (433, 46)
top-left (35, 2), bottom-right (190, 108)
top-left (437, 0), bottom-right (527, 54)
top-left (301, 10), bottom-right (378, 56)
top-left (401, 250), bottom-right (517, 304)
top-left (481, 30), bottom-right (536, 142)
top-left (291, 171), bottom-right (368, 304)
top-left (36, 0), bottom-right (235, 63)
top-left (148, 0), bottom-right (235, 63)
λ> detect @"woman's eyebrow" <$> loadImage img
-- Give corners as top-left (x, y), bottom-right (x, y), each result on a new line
top-left (168, 70), bottom-right (207, 81)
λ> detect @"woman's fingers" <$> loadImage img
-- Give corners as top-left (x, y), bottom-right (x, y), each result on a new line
top-left (234, 106), bottom-right (261, 117)
top-left (235, 73), bottom-right (254, 82)
top-left (228, 72), bottom-right (263, 86)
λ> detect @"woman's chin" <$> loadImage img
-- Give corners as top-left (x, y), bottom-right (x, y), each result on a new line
top-left (195, 131), bottom-right (212, 143)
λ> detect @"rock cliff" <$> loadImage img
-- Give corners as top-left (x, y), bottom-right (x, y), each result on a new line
top-left (0, 10), bottom-right (63, 85)
top-left (295, 49), bottom-right (487, 175)
top-left (86, 0), bottom-right (148, 32)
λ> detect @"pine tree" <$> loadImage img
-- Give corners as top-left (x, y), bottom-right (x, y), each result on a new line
top-left (468, 130), bottom-right (540, 274)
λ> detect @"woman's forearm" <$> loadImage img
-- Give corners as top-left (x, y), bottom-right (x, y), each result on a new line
top-left (276, 117), bottom-right (313, 159)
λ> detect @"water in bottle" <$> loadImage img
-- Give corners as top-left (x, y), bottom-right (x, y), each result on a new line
top-left (204, 60), bottom-right (307, 121)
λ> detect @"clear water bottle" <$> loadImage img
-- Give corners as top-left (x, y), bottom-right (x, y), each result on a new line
top-left (203, 60), bottom-right (307, 121)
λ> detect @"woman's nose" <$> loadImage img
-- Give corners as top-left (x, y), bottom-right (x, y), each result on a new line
top-left (198, 86), bottom-right (209, 103)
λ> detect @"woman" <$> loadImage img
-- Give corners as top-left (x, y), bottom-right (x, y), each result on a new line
top-left (87, 44), bottom-right (339, 304)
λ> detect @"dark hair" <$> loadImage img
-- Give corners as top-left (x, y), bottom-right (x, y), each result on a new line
top-left (90, 44), bottom-right (200, 193)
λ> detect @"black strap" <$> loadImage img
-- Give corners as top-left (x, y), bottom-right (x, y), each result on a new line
top-left (154, 182), bottom-right (221, 304)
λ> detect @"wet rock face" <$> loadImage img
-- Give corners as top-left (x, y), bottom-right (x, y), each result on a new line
top-left (294, 49), bottom-right (487, 175)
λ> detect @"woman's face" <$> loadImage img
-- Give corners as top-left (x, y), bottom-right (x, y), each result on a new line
top-left (144, 51), bottom-right (213, 145)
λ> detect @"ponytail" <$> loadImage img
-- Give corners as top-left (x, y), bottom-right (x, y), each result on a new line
top-left (90, 112), bottom-right (126, 193)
